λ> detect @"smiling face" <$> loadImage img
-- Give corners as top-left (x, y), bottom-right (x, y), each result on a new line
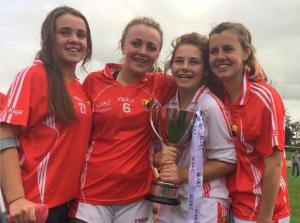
top-left (171, 44), bottom-right (204, 93)
top-left (121, 24), bottom-right (161, 80)
top-left (54, 13), bottom-right (88, 68)
top-left (208, 30), bottom-right (250, 82)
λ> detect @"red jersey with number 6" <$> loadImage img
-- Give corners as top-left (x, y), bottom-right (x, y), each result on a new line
top-left (78, 63), bottom-right (176, 204)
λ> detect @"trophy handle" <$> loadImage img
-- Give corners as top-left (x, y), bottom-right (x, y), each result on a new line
top-left (150, 104), bottom-right (164, 143)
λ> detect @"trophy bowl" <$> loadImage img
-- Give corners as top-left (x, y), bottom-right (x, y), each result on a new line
top-left (145, 103), bottom-right (196, 205)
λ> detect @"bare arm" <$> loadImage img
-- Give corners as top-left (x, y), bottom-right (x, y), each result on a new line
top-left (0, 123), bottom-right (36, 223)
top-left (257, 150), bottom-right (283, 223)
top-left (203, 159), bottom-right (235, 182)
top-left (159, 160), bottom-right (235, 184)
top-left (0, 123), bottom-right (24, 202)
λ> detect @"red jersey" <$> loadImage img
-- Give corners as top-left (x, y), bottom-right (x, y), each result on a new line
top-left (225, 75), bottom-right (290, 220)
top-left (78, 63), bottom-right (176, 204)
top-left (0, 92), bottom-right (5, 111)
top-left (0, 59), bottom-right (92, 208)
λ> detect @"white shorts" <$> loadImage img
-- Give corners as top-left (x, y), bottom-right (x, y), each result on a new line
top-left (157, 197), bottom-right (229, 223)
top-left (70, 199), bottom-right (153, 223)
top-left (233, 216), bottom-right (290, 223)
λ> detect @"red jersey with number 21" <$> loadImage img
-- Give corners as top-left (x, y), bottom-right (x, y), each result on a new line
top-left (0, 59), bottom-right (92, 208)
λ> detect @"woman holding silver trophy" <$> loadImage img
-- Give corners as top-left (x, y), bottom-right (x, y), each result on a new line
top-left (69, 17), bottom-right (176, 223)
top-left (154, 33), bottom-right (236, 223)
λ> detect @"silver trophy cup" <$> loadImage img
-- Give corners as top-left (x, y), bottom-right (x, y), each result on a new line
top-left (145, 103), bottom-right (196, 205)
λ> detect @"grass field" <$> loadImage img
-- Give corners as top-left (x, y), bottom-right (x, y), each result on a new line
top-left (287, 165), bottom-right (300, 223)
top-left (286, 151), bottom-right (300, 222)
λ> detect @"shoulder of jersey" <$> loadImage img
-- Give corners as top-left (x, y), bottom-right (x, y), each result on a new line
top-left (250, 81), bottom-right (282, 99)
top-left (22, 62), bottom-right (48, 82)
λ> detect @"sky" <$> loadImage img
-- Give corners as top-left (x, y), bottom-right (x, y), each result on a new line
top-left (0, 0), bottom-right (299, 121)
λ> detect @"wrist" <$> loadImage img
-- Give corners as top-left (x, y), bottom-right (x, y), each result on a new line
top-left (8, 196), bottom-right (25, 206)
top-left (257, 213), bottom-right (273, 223)
top-left (154, 152), bottom-right (163, 167)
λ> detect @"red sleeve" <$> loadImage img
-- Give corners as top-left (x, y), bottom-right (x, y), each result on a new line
top-left (151, 72), bottom-right (176, 105)
top-left (0, 64), bottom-right (48, 127)
top-left (82, 74), bottom-right (90, 98)
top-left (82, 72), bottom-right (96, 103)
top-left (0, 92), bottom-right (6, 111)
top-left (256, 88), bottom-right (285, 158)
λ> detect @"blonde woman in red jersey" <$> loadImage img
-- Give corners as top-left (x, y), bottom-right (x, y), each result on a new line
top-left (208, 22), bottom-right (290, 223)
top-left (70, 17), bottom-right (176, 223)
top-left (0, 6), bottom-right (92, 223)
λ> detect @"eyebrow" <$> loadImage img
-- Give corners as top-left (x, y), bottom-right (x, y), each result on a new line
top-left (174, 56), bottom-right (201, 60)
top-left (56, 27), bottom-right (86, 32)
top-left (131, 38), bottom-right (159, 45)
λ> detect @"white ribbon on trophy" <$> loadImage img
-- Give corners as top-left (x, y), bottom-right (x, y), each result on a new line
top-left (188, 110), bottom-right (205, 223)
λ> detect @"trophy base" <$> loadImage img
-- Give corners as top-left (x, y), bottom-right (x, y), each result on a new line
top-left (145, 180), bottom-right (181, 205)
top-left (145, 194), bottom-right (180, 205)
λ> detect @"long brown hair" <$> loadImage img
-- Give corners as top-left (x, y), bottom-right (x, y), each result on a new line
top-left (37, 6), bottom-right (92, 125)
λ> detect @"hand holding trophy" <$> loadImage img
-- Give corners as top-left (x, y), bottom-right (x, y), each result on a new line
top-left (145, 102), bottom-right (196, 205)
top-left (156, 148), bottom-right (183, 183)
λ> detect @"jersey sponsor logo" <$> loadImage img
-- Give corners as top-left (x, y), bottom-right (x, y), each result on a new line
top-left (94, 99), bottom-right (112, 112)
top-left (118, 97), bottom-right (134, 103)
top-left (7, 107), bottom-right (24, 116)
top-left (94, 99), bottom-right (111, 108)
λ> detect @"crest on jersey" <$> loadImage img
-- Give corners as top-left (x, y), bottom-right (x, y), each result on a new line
top-left (231, 123), bottom-right (238, 137)
top-left (142, 98), bottom-right (152, 109)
